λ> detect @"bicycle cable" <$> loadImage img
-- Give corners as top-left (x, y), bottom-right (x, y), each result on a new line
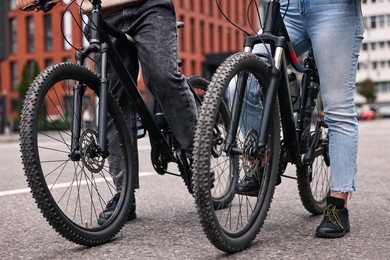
top-left (58, 0), bottom-right (100, 66)
top-left (215, 0), bottom-right (251, 36)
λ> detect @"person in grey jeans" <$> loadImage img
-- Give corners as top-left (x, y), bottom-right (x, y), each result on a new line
top-left (88, 0), bottom-right (198, 224)
top-left (16, 0), bottom-right (198, 224)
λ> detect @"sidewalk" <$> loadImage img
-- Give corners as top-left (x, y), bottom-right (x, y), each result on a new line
top-left (0, 132), bottom-right (19, 143)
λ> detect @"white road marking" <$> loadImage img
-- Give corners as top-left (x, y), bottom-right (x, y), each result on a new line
top-left (0, 171), bottom-right (156, 197)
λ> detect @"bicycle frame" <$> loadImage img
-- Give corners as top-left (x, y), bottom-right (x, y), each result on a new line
top-left (225, 0), bottom-right (317, 166)
top-left (69, 1), bottom-right (175, 161)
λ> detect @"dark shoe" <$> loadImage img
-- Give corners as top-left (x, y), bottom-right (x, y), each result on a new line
top-left (98, 193), bottom-right (136, 225)
top-left (236, 158), bottom-right (263, 196)
top-left (315, 196), bottom-right (350, 238)
top-left (236, 175), bottom-right (261, 196)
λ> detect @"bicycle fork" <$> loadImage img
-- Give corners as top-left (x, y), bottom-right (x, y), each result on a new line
top-left (224, 47), bottom-right (283, 157)
top-left (69, 42), bottom-right (110, 161)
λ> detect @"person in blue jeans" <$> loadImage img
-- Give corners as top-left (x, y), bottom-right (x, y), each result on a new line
top-left (237, 0), bottom-right (364, 238)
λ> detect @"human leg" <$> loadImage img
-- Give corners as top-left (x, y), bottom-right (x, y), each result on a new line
top-left (303, 0), bottom-right (364, 237)
top-left (123, 0), bottom-right (198, 155)
top-left (306, 0), bottom-right (364, 198)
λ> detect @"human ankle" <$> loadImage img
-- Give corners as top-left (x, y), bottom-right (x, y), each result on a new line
top-left (331, 191), bottom-right (348, 208)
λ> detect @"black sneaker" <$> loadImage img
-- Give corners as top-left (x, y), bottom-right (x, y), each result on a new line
top-left (98, 193), bottom-right (137, 225)
top-left (236, 161), bottom-right (262, 196)
top-left (315, 196), bottom-right (350, 238)
top-left (236, 174), bottom-right (260, 196)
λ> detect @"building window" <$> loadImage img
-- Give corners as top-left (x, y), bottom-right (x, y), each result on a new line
top-left (26, 16), bottom-right (35, 53)
top-left (226, 1), bottom-right (231, 17)
top-left (362, 43), bottom-right (368, 51)
top-left (179, 15), bottom-right (185, 52)
top-left (44, 58), bottom-right (53, 68)
top-left (209, 0), bottom-right (213, 16)
top-left (81, 14), bottom-right (89, 48)
top-left (9, 18), bottom-right (17, 54)
top-left (62, 57), bottom-right (72, 88)
top-left (377, 82), bottom-right (390, 93)
top-left (9, 0), bottom-right (16, 10)
top-left (378, 15), bottom-right (385, 28)
top-left (199, 0), bottom-right (204, 14)
top-left (200, 20), bottom-right (205, 54)
top-left (227, 28), bottom-right (231, 51)
top-left (10, 61), bottom-right (18, 91)
top-left (63, 11), bottom-right (73, 50)
top-left (63, 57), bottom-right (72, 63)
top-left (190, 18), bottom-right (195, 53)
top-left (218, 25), bottom-right (223, 51)
top-left (209, 23), bottom-right (214, 52)
top-left (11, 99), bottom-right (18, 112)
top-left (387, 14), bottom-right (390, 27)
top-left (370, 16), bottom-right (376, 29)
top-left (178, 0), bottom-right (184, 8)
top-left (217, 1), bottom-right (223, 18)
top-left (44, 14), bottom-right (53, 52)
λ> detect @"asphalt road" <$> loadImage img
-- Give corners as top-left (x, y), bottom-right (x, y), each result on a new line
top-left (0, 119), bottom-right (389, 259)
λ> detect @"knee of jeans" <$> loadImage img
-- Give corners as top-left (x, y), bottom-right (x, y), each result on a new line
top-left (324, 109), bottom-right (358, 135)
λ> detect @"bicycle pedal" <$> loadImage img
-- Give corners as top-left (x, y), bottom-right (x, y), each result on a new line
top-left (174, 150), bottom-right (193, 193)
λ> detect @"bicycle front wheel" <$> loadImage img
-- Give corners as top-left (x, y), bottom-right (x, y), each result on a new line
top-left (193, 52), bottom-right (280, 253)
top-left (188, 76), bottom-right (234, 208)
top-left (19, 63), bottom-right (136, 245)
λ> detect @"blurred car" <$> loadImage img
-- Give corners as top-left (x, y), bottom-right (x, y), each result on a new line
top-left (359, 109), bottom-right (376, 120)
top-left (377, 106), bottom-right (390, 118)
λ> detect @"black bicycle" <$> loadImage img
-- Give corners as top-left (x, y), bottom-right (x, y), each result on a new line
top-left (192, 0), bottom-right (330, 252)
top-left (19, 0), bottom-right (229, 246)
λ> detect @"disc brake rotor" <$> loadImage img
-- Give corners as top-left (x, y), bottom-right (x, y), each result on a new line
top-left (80, 129), bottom-right (105, 173)
top-left (242, 129), bottom-right (260, 177)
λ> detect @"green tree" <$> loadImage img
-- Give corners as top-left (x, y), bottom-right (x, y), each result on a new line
top-left (19, 60), bottom-right (40, 110)
top-left (357, 78), bottom-right (376, 104)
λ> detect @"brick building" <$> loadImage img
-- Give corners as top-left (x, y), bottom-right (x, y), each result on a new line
top-left (0, 0), bottom-right (259, 131)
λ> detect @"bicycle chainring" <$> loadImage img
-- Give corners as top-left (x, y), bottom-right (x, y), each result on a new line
top-left (151, 143), bottom-right (168, 175)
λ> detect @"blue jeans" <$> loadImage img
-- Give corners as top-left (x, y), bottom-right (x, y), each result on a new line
top-left (249, 0), bottom-right (364, 193)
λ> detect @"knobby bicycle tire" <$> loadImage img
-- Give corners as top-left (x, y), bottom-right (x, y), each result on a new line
top-left (19, 63), bottom-right (136, 245)
top-left (188, 76), bottom-right (233, 207)
top-left (193, 52), bottom-right (280, 253)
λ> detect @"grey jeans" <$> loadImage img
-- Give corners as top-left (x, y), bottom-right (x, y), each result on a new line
top-left (94, 0), bottom-right (198, 189)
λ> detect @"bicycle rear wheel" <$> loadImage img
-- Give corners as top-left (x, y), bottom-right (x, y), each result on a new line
top-left (193, 52), bottom-right (280, 253)
top-left (297, 94), bottom-right (330, 214)
top-left (19, 63), bottom-right (136, 245)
